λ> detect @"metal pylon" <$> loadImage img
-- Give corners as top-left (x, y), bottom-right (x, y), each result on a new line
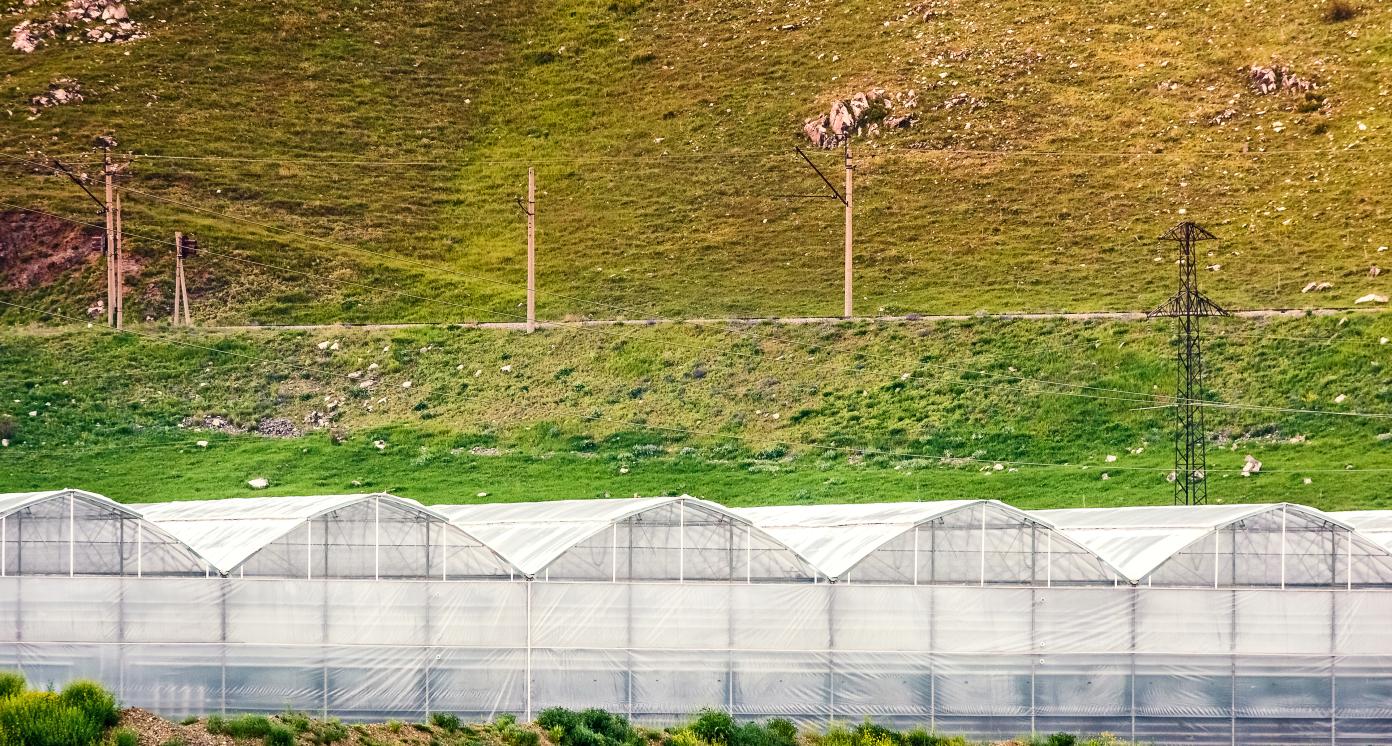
top-left (1147, 221), bottom-right (1230, 505)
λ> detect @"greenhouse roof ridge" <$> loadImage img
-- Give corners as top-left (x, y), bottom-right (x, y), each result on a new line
top-left (1328, 510), bottom-right (1392, 551)
top-left (435, 495), bottom-right (773, 576)
top-left (734, 499), bottom-right (1014, 580)
top-left (132, 492), bottom-right (462, 574)
top-left (1030, 503), bottom-right (1353, 582)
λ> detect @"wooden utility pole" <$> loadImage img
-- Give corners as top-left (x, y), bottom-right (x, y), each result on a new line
top-left (103, 150), bottom-right (115, 327)
top-left (172, 232), bottom-right (193, 326)
top-left (843, 143), bottom-right (854, 319)
top-left (526, 167), bottom-right (537, 333)
top-left (114, 189), bottom-right (124, 328)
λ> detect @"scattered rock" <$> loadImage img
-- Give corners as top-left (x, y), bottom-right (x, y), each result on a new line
top-left (1100, 472), bottom-right (1110, 481)
top-left (10, 0), bottom-right (146, 54)
top-left (180, 415), bottom-right (244, 434)
top-left (802, 88), bottom-right (918, 148)
top-left (1246, 64), bottom-right (1316, 95)
top-left (469, 446), bottom-right (503, 456)
top-left (1301, 281), bottom-right (1333, 293)
top-left (401, 380), bottom-right (412, 388)
top-left (195, 440), bottom-right (208, 448)
top-left (1381, 337), bottom-right (1389, 345)
top-left (1371, 266), bottom-right (1382, 277)
top-left (304, 410), bottom-right (332, 428)
top-left (1104, 454), bottom-right (1117, 463)
top-left (618, 466), bottom-right (630, 474)
top-left (316, 340), bottom-right (331, 350)
top-left (28, 77), bottom-right (83, 111)
top-left (1, 439), bottom-right (8, 447)
top-left (1241, 454), bottom-right (1262, 477)
top-left (373, 439), bottom-right (387, 451)
top-left (247, 477), bottom-right (269, 489)
top-left (1303, 477), bottom-right (1313, 485)
top-left (1334, 394), bottom-right (1348, 404)
top-left (500, 364), bottom-right (513, 373)
top-left (1354, 293), bottom-right (1388, 304)
top-left (476, 491), bottom-right (489, 497)
top-left (991, 462), bottom-right (1004, 471)
top-left (1375, 432), bottom-right (1391, 442)
top-left (254, 418), bottom-right (300, 438)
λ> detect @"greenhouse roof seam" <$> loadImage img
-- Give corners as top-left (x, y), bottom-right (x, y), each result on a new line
top-left (131, 492), bottom-right (507, 575)
top-left (436, 496), bottom-right (816, 577)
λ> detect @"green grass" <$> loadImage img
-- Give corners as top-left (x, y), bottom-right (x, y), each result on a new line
top-left (2, 314), bottom-right (1389, 509)
top-left (0, 0), bottom-right (1388, 324)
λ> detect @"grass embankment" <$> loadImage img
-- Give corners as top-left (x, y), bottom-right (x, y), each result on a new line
top-left (1, 315), bottom-right (1388, 509)
top-left (0, 0), bottom-right (1388, 323)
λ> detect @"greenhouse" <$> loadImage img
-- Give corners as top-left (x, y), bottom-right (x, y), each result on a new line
top-left (1033, 503), bottom-right (1392, 587)
top-left (133, 493), bottom-right (517, 578)
top-left (436, 496), bottom-right (818, 581)
top-left (3, 491), bottom-right (1392, 743)
top-left (0, 489), bottom-right (210, 576)
top-left (732, 500), bottom-right (1124, 585)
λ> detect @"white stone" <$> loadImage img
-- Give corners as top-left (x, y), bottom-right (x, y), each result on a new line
top-left (501, 364), bottom-right (513, 373)
top-left (329, 341), bottom-right (340, 350)
top-left (1241, 454), bottom-right (1262, 477)
top-left (196, 440), bottom-right (208, 448)
top-left (317, 341), bottom-right (330, 350)
top-left (619, 466), bottom-right (630, 474)
top-left (1303, 477), bottom-right (1313, 485)
top-left (368, 363), bottom-right (379, 370)
top-left (373, 440), bottom-right (387, 451)
top-left (1335, 394), bottom-right (1347, 404)
top-left (1354, 293), bottom-right (1388, 304)
top-left (27, 411), bottom-right (36, 417)
top-left (477, 491), bottom-right (489, 497)
top-left (402, 381), bottom-right (412, 388)
top-left (247, 477), bottom-right (269, 489)
top-left (1100, 472), bottom-right (1110, 481)
top-left (1105, 454), bottom-right (1117, 462)
top-left (992, 463), bottom-right (1004, 471)
top-left (1, 439), bottom-right (7, 447)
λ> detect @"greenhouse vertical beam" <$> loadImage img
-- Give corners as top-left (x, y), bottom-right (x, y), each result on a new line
top-left (912, 527), bottom-right (919, 586)
top-left (679, 500), bottom-right (686, 583)
top-left (306, 520), bottom-right (313, 579)
top-left (979, 505), bottom-right (986, 587)
top-left (2, 516), bottom-right (6, 576)
top-left (374, 496), bottom-right (380, 581)
top-left (744, 525), bottom-right (751, 584)
top-left (1281, 506), bottom-right (1288, 589)
top-left (524, 580), bottom-right (533, 721)
top-left (1029, 585), bottom-right (1037, 737)
top-left (611, 523), bottom-right (618, 583)
top-left (1129, 586), bottom-right (1138, 744)
top-left (1229, 588), bottom-right (1237, 746)
top-left (827, 582), bottom-right (837, 726)
top-left (68, 492), bottom-right (75, 577)
top-left (928, 586), bottom-right (936, 732)
top-left (219, 577), bottom-right (228, 715)
top-left (136, 521), bottom-right (142, 578)
top-left (1330, 585), bottom-right (1338, 746)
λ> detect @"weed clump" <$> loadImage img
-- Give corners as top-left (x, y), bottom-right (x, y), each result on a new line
top-left (112, 728), bottom-right (140, 746)
top-left (430, 712), bottom-right (462, 732)
top-left (264, 723), bottom-right (296, 746)
top-left (1323, 0), bottom-right (1360, 21)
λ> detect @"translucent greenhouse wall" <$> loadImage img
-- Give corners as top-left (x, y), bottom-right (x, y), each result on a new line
top-left (535, 501), bottom-right (817, 583)
top-left (836, 503), bottom-right (1120, 586)
top-left (0, 493), bottom-right (208, 577)
top-left (7, 578), bottom-right (1392, 744)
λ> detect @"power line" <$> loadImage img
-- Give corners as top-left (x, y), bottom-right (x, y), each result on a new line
top-left (4, 197), bottom-right (1388, 421)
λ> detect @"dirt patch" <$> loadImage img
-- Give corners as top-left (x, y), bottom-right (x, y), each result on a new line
top-left (0, 210), bottom-right (102, 290)
top-left (118, 708), bottom-right (235, 746)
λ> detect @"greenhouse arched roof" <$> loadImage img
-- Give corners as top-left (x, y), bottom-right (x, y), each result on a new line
top-left (133, 493), bottom-right (517, 576)
top-left (734, 499), bottom-right (1128, 583)
top-left (1328, 510), bottom-right (1392, 549)
top-left (435, 495), bottom-right (817, 578)
top-left (0, 488), bottom-right (217, 575)
top-left (1031, 503), bottom-right (1363, 584)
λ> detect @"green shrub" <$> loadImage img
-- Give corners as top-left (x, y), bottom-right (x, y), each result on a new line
top-left (279, 710), bottom-right (313, 733)
top-left (310, 718), bottom-right (350, 745)
top-left (504, 725), bottom-right (541, 746)
top-left (0, 691), bottom-right (102, 746)
top-left (212, 713), bottom-right (273, 739)
top-left (264, 723), bottom-right (296, 746)
top-left (538, 708), bottom-right (580, 735)
top-left (579, 708), bottom-right (634, 744)
top-left (692, 711), bottom-right (736, 746)
top-left (495, 713), bottom-right (518, 729)
top-left (1045, 734), bottom-right (1077, 746)
top-left (764, 720), bottom-right (797, 746)
top-left (180, 716), bottom-right (200, 726)
top-left (112, 728), bottom-right (140, 746)
top-left (0, 672), bottom-right (25, 700)
top-left (386, 720), bottom-right (404, 734)
top-left (663, 730), bottom-right (709, 746)
top-left (539, 708), bottom-right (638, 746)
top-left (160, 739), bottom-right (187, 746)
top-left (430, 712), bottom-right (462, 732)
top-left (60, 680), bottom-right (120, 728)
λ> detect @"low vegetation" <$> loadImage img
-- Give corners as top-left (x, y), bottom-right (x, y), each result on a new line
top-left (0, 674), bottom-right (118, 746)
top-left (2, 315), bottom-right (1389, 509)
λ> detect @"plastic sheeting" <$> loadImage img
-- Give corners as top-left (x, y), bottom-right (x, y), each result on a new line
top-left (437, 497), bottom-right (818, 582)
top-left (4, 577), bottom-right (1392, 743)
top-left (734, 501), bottom-right (1124, 585)
top-left (1035, 504), bottom-right (1392, 587)
top-left (133, 494), bottom-right (518, 579)
top-left (0, 490), bottom-right (213, 576)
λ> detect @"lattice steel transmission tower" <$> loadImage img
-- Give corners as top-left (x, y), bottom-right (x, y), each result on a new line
top-left (1147, 220), bottom-right (1230, 505)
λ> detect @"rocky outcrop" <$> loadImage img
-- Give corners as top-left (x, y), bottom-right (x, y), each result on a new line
top-left (802, 88), bottom-right (918, 148)
top-left (1247, 64), bottom-right (1316, 95)
top-left (29, 78), bottom-right (83, 111)
top-left (10, 0), bottom-right (144, 54)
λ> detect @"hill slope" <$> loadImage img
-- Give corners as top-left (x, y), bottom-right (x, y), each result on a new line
top-left (1, 0), bottom-right (1390, 323)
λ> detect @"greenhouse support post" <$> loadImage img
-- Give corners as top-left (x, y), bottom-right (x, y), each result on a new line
top-left (1129, 586), bottom-right (1138, 744)
top-left (524, 580), bottom-right (533, 721)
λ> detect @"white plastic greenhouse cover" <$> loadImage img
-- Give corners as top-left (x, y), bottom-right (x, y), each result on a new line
top-left (1330, 510), bottom-right (1392, 549)
top-left (0, 488), bottom-right (213, 576)
top-left (133, 493), bottom-right (519, 578)
top-left (1033, 502), bottom-right (1392, 587)
top-left (733, 500), bottom-right (1126, 584)
top-left (436, 496), bottom-right (819, 581)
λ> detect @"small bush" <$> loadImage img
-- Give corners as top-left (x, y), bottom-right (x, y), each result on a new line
top-left (430, 712), bottom-right (462, 732)
top-left (213, 713), bottom-right (274, 739)
top-left (60, 679), bottom-right (120, 728)
top-left (0, 671), bottom-right (25, 699)
top-left (1044, 734), bottom-right (1077, 746)
top-left (495, 713), bottom-right (518, 729)
top-left (180, 715), bottom-right (200, 726)
top-left (113, 728), bottom-right (140, 746)
top-left (691, 710), bottom-right (736, 746)
top-left (310, 718), bottom-right (350, 745)
top-left (386, 720), bottom-right (404, 734)
top-left (160, 739), bottom-right (187, 746)
top-left (264, 723), bottom-right (296, 746)
top-left (0, 691), bottom-right (102, 746)
top-left (279, 710), bottom-right (313, 733)
top-left (505, 726), bottom-right (542, 746)
top-left (764, 720), bottom-right (798, 746)
top-left (664, 730), bottom-right (709, 746)
top-left (1323, 0), bottom-right (1360, 20)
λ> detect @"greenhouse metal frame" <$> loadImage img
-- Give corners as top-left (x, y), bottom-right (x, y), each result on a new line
top-left (5, 491), bottom-right (1392, 744)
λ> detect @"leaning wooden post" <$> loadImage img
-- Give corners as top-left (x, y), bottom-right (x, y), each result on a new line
top-left (172, 232), bottom-right (184, 325)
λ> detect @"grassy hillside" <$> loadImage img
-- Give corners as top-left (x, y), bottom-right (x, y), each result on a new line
top-left (1, 0), bottom-right (1390, 323)
top-left (2, 314), bottom-right (1389, 509)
